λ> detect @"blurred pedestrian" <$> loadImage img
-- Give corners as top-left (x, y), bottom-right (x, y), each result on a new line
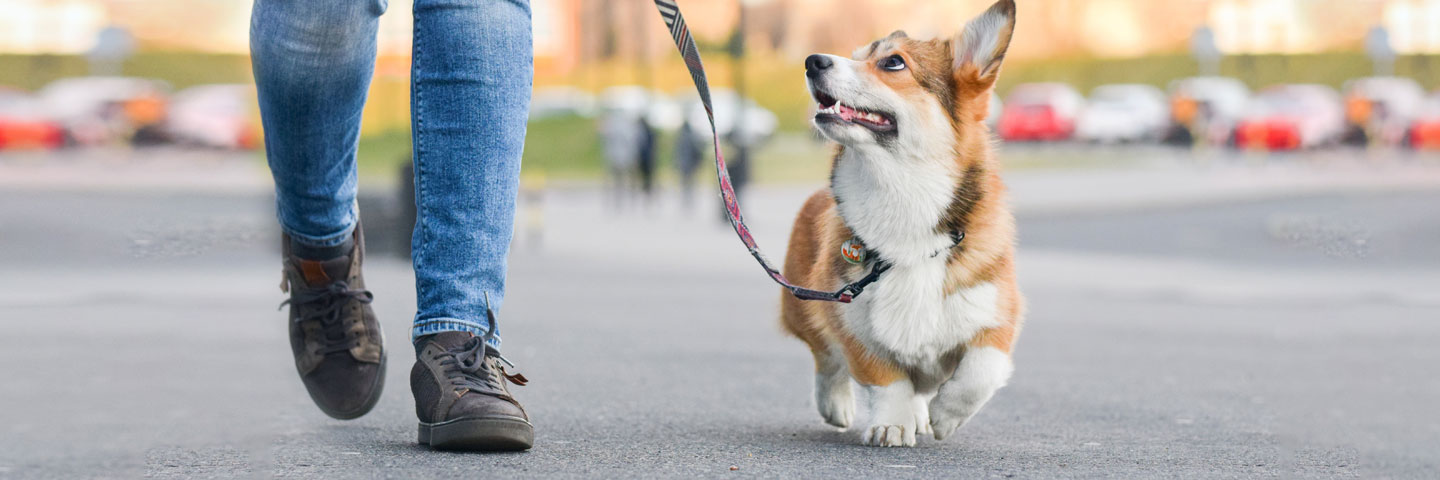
top-left (636, 115), bottom-right (657, 199)
top-left (722, 131), bottom-right (751, 222)
top-left (251, 0), bottom-right (534, 451)
top-left (674, 118), bottom-right (702, 208)
top-left (600, 110), bottom-right (640, 209)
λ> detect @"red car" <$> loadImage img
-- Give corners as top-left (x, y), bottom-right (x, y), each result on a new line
top-left (1233, 85), bottom-right (1344, 151)
top-left (1408, 93), bottom-right (1440, 150)
top-left (998, 83), bottom-right (1085, 141)
top-left (0, 89), bottom-right (65, 151)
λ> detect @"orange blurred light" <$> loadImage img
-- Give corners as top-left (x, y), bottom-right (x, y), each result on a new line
top-left (1172, 97), bottom-right (1198, 125)
top-left (1346, 97), bottom-right (1373, 126)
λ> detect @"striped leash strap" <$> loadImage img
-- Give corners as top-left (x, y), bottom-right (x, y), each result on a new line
top-left (652, 0), bottom-right (888, 303)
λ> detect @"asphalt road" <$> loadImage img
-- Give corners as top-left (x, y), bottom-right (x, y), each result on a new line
top-left (1, 172), bottom-right (1438, 478)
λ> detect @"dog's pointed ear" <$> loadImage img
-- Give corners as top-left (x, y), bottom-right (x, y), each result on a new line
top-left (952, 0), bottom-right (1016, 84)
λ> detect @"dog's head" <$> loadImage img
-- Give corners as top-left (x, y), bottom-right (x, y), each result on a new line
top-left (805, 0), bottom-right (1015, 153)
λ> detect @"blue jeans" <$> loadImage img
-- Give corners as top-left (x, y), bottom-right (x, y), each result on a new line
top-left (250, 0), bottom-right (531, 347)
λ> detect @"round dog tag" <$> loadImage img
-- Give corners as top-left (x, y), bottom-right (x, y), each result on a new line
top-left (840, 237), bottom-right (866, 265)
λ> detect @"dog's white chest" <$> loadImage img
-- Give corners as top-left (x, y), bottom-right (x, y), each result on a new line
top-left (842, 261), bottom-right (1001, 368)
top-left (829, 144), bottom-right (999, 369)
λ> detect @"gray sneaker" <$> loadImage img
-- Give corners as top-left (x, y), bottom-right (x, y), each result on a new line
top-left (412, 330), bottom-right (533, 451)
top-left (280, 228), bottom-right (386, 420)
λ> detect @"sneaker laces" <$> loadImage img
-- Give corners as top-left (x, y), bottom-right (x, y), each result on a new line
top-left (279, 281), bottom-right (374, 355)
top-left (438, 301), bottom-right (527, 397)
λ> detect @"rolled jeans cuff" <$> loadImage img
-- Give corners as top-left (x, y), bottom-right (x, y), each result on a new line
top-left (412, 318), bottom-right (501, 349)
top-left (280, 223), bottom-right (357, 249)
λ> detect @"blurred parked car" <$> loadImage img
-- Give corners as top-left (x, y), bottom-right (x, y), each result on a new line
top-left (530, 86), bottom-right (597, 119)
top-left (685, 88), bottom-right (777, 145)
top-left (38, 76), bottom-right (171, 146)
top-left (1406, 93), bottom-right (1440, 150)
top-left (601, 86), bottom-right (684, 131)
top-left (0, 88), bottom-right (65, 150)
top-left (1164, 76), bottom-right (1251, 145)
top-left (985, 91), bottom-right (1002, 129)
top-left (1074, 84), bottom-right (1168, 144)
top-left (1341, 76), bottom-right (1426, 146)
top-left (1234, 84), bottom-right (1345, 151)
top-left (997, 83), bottom-right (1084, 142)
top-left (164, 84), bottom-right (259, 150)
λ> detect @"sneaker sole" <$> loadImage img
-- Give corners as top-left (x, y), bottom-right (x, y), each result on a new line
top-left (418, 416), bottom-right (534, 451)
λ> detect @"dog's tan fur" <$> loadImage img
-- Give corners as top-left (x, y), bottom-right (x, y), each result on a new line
top-left (780, 0), bottom-right (1023, 445)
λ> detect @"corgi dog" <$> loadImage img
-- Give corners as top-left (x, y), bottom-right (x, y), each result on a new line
top-left (780, 0), bottom-right (1023, 447)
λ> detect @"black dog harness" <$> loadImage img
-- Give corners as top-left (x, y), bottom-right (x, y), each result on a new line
top-left (840, 230), bottom-right (965, 299)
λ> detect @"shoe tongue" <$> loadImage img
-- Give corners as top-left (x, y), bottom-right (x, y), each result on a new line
top-left (428, 331), bottom-right (477, 350)
top-left (292, 255), bottom-right (352, 287)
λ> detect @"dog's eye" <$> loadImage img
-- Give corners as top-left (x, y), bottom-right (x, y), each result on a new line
top-left (879, 55), bottom-right (906, 71)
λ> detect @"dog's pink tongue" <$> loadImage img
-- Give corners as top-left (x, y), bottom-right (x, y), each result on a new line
top-left (837, 104), bottom-right (857, 121)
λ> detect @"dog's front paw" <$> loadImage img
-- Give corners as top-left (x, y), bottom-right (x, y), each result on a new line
top-left (913, 396), bottom-right (933, 436)
top-left (928, 347), bottom-right (1014, 440)
top-left (862, 423), bottom-right (916, 447)
top-left (860, 380), bottom-right (922, 447)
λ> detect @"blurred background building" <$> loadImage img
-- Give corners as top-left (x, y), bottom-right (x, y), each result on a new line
top-left (9, 0), bottom-right (1440, 57)
top-left (3, 0), bottom-right (1440, 182)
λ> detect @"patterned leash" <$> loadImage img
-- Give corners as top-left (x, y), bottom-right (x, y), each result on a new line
top-left (653, 0), bottom-right (889, 303)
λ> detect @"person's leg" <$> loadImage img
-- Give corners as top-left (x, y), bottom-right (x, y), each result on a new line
top-left (252, 0), bottom-right (389, 420)
top-left (252, 0), bottom-right (385, 245)
top-left (409, 0), bottom-right (532, 346)
top-left (407, 0), bottom-right (535, 452)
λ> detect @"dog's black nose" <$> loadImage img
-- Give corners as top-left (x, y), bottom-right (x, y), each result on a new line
top-left (805, 54), bottom-right (833, 78)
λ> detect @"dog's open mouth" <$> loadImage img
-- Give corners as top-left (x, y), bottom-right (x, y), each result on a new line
top-left (813, 91), bottom-right (896, 132)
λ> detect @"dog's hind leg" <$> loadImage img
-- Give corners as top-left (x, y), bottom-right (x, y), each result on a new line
top-left (812, 343), bottom-right (855, 429)
top-left (781, 291), bottom-right (854, 429)
top-left (780, 190), bottom-right (860, 429)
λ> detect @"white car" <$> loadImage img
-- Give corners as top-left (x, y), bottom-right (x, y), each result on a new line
top-left (529, 86), bottom-right (597, 119)
top-left (1165, 76), bottom-right (1251, 145)
top-left (1341, 77), bottom-right (1426, 146)
top-left (985, 91), bottom-right (1002, 129)
top-left (39, 76), bottom-right (171, 145)
top-left (684, 88), bottom-right (777, 147)
top-left (165, 84), bottom-right (258, 150)
top-left (1075, 84), bottom-right (1169, 143)
top-left (599, 86), bottom-right (683, 131)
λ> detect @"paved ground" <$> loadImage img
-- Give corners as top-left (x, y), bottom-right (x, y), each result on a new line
top-left (1, 151), bottom-right (1438, 478)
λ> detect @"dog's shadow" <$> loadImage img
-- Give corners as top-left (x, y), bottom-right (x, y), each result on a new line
top-left (706, 422), bottom-right (951, 450)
